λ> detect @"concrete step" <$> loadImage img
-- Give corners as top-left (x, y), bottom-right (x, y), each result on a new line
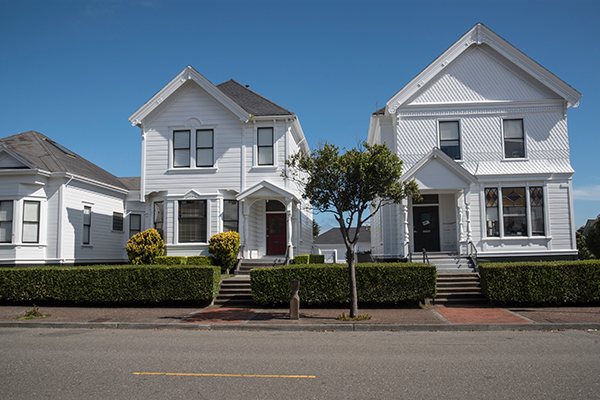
top-left (435, 272), bottom-right (487, 305)
top-left (215, 276), bottom-right (254, 306)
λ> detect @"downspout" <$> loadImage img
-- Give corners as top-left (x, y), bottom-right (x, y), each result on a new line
top-left (139, 126), bottom-right (146, 203)
top-left (57, 175), bottom-right (74, 264)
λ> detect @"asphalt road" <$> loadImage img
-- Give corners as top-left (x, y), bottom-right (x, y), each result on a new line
top-left (1, 328), bottom-right (599, 399)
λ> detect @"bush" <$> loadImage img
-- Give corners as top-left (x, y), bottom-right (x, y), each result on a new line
top-left (0, 265), bottom-right (221, 305)
top-left (250, 263), bottom-right (436, 306)
top-left (187, 255), bottom-right (216, 266)
top-left (126, 229), bottom-right (165, 264)
top-left (155, 256), bottom-right (187, 265)
top-left (586, 217), bottom-right (600, 259)
top-left (479, 260), bottom-right (600, 305)
top-left (294, 255), bottom-right (310, 264)
top-left (309, 255), bottom-right (325, 264)
top-left (208, 231), bottom-right (240, 273)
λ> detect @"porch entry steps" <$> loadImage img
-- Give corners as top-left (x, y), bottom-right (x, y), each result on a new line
top-left (412, 252), bottom-right (475, 273)
top-left (235, 258), bottom-right (286, 276)
top-left (435, 273), bottom-right (488, 305)
top-left (214, 275), bottom-right (253, 306)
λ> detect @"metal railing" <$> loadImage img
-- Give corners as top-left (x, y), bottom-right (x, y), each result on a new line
top-left (233, 245), bottom-right (244, 275)
top-left (422, 248), bottom-right (430, 264)
top-left (468, 241), bottom-right (478, 272)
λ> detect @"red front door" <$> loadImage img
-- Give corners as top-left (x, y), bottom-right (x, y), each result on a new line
top-left (267, 213), bottom-right (286, 255)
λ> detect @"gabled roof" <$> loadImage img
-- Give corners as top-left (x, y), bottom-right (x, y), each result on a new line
top-left (402, 148), bottom-right (477, 189)
top-left (314, 226), bottom-right (371, 245)
top-left (129, 66), bottom-right (296, 127)
top-left (236, 180), bottom-right (299, 202)
top-left (385, 24), bottom-right (582, 114)
top-left (0, 131), bottom-right (127, 190)
top-left (216, 80), bottom-right (293, 117)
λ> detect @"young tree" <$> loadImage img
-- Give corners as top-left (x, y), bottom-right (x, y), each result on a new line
top-left (585, 215), bottom-right (600, 259)
top-left (286, 141), bottom-right (419, 317)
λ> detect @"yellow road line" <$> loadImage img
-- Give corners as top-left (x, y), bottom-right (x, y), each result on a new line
top-left (133, 372), bottom-right (315, 379)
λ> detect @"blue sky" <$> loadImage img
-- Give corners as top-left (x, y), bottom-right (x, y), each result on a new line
top-left (2, 0), bottom-right (598, 232)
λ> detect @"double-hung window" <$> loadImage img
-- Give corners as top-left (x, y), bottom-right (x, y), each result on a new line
top-left (112, 212), bottom-right (123, 231)
top-left (23, 201), bottom-right (40, 243)
top-left (503, 119), bottom-right (525, 158)
top-left (178, 200), bottom-right (207, 243)
top-left (154, 202), bottom-right (164, 239)
top-left (439, 121), bottom-right (461, 160)
top-left (257, 127), bottom-right (274, 165)
top-left (502, 187), bottom-right (527, 236)
top-left (173, 130), bottom-right (191, 168)
top-left (83, 206), bottom-right (92, 244)
top-left (0, 200), bottom-right (13, 243)
top-left (223, 200), bottom-right (238, 232)
top-left (129, 214), bottom-right (141, 238)
top-left (196, 129), bottom-right (214, 167)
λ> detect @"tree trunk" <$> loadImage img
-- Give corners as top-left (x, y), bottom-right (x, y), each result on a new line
top-left (347, 250), bottom-right (358, 318)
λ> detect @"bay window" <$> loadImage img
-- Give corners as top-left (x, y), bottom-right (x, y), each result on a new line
top-left (178, 200), bottom-right (207, 243)
top-left (223, 200), bottom-right (238, 232)
top-left (23, 201), bottom-right (40, 243)
top-left (154, 201), bottom-right (164, 239)
top-left (0, 200), bottom-right (13, 243)
top-left (484, 186), bottom-right (545, 238)
top-left (502, 187), bottom-right (527, 236)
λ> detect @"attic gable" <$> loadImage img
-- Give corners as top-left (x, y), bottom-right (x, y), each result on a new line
top-left (387, 24), bottom-right (582, 113)
top-left (0, 148), bottom-right (32, 169)
top-left (403, 148), bottom-right (477, 190)
top-left (407, 45), bottom-right (561, 105)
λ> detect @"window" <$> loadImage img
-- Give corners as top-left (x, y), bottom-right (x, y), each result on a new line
top-left (502, 187), bottom-right (527, 236)
top-left (266, 200), bottom-right (286, 212)
top-left (173, 130), bottom-right (191, 168)
top-left (130, 214), bottom-right (141, 237)
top-left (178, 200), bottom-right (207, 243)
top-left (112, 212), bottom-right (123, 231)
top-left (223, 200), bottom-right (238, 232)
top-left (196, 129), bottom-right (214, 167)
top-left (439, 121), bottom-right (461, 160)
top-left (530, 187), bottom-right (545, 236)
top-left (0, 200), bottom-right (13, 243)
top-left (484, 188), bottom-right (499, 237)
top-left (129, 214), bottom-right (141, 238)
top-left (154, 202), bottom-right (164, 239)
top-left (23, 201), bottom-right (40, 243)
top-left (503, 119), bottom-right (524, 158)
top-left (257, 127), bottom-right (274, 165)
top-left (83, 206), bottom-right (92, 244)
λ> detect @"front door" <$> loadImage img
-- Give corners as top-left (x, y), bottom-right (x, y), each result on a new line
top-left (413, 206), bottom-right (440, 252)
top-left (267, 213), bottom-right (286, 255)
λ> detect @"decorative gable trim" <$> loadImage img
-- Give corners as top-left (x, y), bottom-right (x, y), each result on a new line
top-left (402, 148), bottom-right (478, 187)
top-left (386, 24), bottom-right (582, 114)
top-left (236, 180), bottom-right (299, 202)
top-left (129, 66), bottom-right (251, 127)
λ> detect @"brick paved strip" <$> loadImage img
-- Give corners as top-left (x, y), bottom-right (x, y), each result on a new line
top-left (434, 307), bottom-right (532, 324)
top-left (181, 308), bottom-right (257, 324)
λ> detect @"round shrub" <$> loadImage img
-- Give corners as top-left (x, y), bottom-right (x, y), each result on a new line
top-left (208, 231), bottom-right (240, 273)
top-left (126, 228), bottom-right (165, 264)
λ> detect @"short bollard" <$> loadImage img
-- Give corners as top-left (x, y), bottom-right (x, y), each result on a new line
top-left (290, 279), bottom-right (300, 320)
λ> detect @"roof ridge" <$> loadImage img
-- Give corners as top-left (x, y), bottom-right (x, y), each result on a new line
top-left (218, 79), bottom-right (295, 116)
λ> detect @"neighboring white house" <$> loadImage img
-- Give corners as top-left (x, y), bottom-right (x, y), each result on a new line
top-left (129, 66), bottom-right (313, 260)
top-left (0, 131), bottom-right (132, 265)
top-left (313, 226), bottom-right (371, 263)
top-left (368, 24), bottom-right (582, 262)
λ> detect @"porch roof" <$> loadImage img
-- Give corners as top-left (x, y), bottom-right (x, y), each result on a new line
top-left (236, 180), bottom-right (300, 202)
top-left (403, 148), bottom-right (477, 190)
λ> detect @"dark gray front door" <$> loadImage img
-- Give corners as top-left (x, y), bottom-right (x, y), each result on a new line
top-left (413, 206), bottom-right (440, 252)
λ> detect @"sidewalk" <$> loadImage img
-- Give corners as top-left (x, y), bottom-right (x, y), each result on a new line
top-left (1, 304), bottom-right (599, 332)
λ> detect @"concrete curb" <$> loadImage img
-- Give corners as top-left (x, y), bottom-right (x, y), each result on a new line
top-left (2, 320), bottom-right (599, 332)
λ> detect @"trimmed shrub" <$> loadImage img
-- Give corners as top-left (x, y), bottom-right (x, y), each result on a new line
top-left (309, 255), bottom-right (325, 264)
top-left (187, 255), bottom-right (216, 266)
top-left (250, 263), bottom-right (436, 306)
top-left (126, 229), bottom-right (165, 264)
top-left (294, 255), bottom-right (310, 264)
top-left (479, 260), bottom-right (600, 305)
top-left (155, 256), bottom-right (187, 265)
top-left (208, 231), bottom-right (240, 273)
top-left (0, 265), bottom-right (221, 305)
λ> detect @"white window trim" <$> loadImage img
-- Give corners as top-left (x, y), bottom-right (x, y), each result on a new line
top-left (254, 126), bottom-right (278, 168)
top-left (480, 183), bottom-right (549, 240)
top-left (174, 198), bottom-right (210, 245)
top-left (501, 117), bottom-right (528, 161)
top-left (437, 119), bottom-right (463, 161)
top-left (82, 205), bottom-right (92, 246)
top-left (0, 198), bottom-right (47, 246)
top-left (168, 125), bottom-right (218, 171)
top-left (0, 199), bottom-right (15, 244)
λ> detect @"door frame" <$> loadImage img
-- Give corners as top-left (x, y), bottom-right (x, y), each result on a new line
top-left (266, 212), bottom-right (287, 255)
top-left (412, 205), bottom-right (441, 252)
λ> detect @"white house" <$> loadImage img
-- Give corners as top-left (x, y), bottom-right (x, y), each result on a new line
top-left (313, 226), bottom-right (371, 263)
top-left (128, 66), bottom-right (313, 261)
top-left (0, 131), bottom-right (132, 265)
top-left (368, 24), bottom-right (582, 262)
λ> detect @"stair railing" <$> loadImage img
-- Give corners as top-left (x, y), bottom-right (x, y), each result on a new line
top-left (468, 241), bottom-right (478, 272)
top-left (422, 248), bottom-right (430, 264)
top-left (233, 245), bottom-right (244, 275)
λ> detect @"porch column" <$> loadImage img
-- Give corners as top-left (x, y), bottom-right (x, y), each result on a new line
top-left (401, 199), bottom-right (409, 258)
top-left (241, 199), bottom-right (249, 259)
top-left (286, 198), bottom-right (294, 259)
top-left (458, 190), bottom-right (465, 242)
top-left (465, 187), bottom-right (473, 244)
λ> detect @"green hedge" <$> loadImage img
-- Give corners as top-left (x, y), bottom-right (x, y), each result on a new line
top-left (294, 255), bottom-right (310, 264)
top-left (250, 263), bottom-right (436, 306)
top-left (187, 256), bottom-right (216, 266)
top-left (155, 256), bottom-right (187, 265)
top-left (479, 260), bottom-right (600, 305)
top-left (0, 264), bottom-right (221, 305)
top-left (293, 255), bottom-right (325, 264)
